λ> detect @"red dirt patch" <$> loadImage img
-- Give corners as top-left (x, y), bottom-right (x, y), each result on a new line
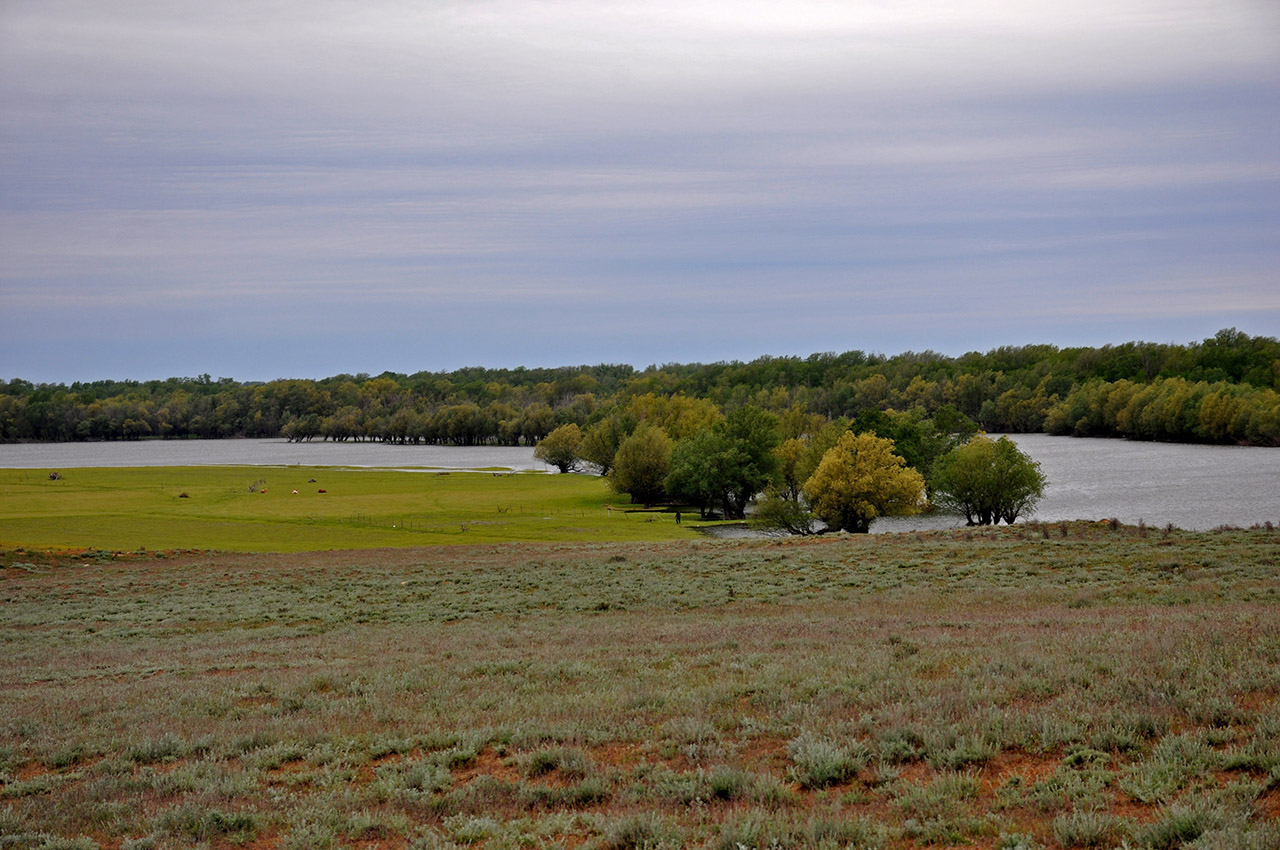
top-left (264, 759), bottom-right (311, 784)
top-left (732, 733), bottom-right (790, 773)
top-left (1107, 789), bottom-right (1163, 824)
top-left (1257, 785), bottom-right (1280, 821)
top-left (976, 750), bottom-right (1061, 794)
top-left (452, 748), bottom-right (522, 785)
top-left (1236, 688), bottom-right (1278, 714)
top-left (12, 761), bottom-right (53, 781)
top-left (590, 740), bottom-right (648, 769)
top-left (888, 759), bottom-right (933, 785)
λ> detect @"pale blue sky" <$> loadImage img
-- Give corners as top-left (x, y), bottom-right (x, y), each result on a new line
top-left (2, 1), bottom-right (1278, 382)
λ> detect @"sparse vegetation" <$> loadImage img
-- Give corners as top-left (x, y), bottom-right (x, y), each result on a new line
top-left (1, 524), bottom-right (1277, 846)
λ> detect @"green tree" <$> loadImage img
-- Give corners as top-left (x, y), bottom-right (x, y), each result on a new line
top-left (845, 407), bottom-right (976, 494)
top-left (607, 423), bottom-right (673, 505)
top-left (931, 435), bottom-right (1047, 525)
top-left (579, 411), bottom-right (636, 476)
top-left (748, 490), bottom-right (818, 535)
top-left (774, 420), bottom-right (845, 501)
top-left (626, 393), bottom-right (722, 440)
top-left (534, 423), bottom-right (584, 473)
top-left (717, 405), bottom-right (781, 517)
top-left (520, 403), bottom-right (556, 444)
top-left (665, 429), bottom-right (734, 518)
top-left (803, 432), bottom-right (925, 533)
top-left (665, 406), bottom-right (780, 519)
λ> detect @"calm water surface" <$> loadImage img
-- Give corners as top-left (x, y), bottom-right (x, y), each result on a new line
top-left (875, 433), bottom-right (1280, 532)
top-left (0, 439), bottom-right (550, 473)
top-left (2, 435), bottom-right (1277, 531)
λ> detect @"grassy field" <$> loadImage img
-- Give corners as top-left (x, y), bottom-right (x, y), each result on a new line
top-left (0, 466), bottom-right (697, 552)
top-left (2, 523), bottom-right (1278, 849)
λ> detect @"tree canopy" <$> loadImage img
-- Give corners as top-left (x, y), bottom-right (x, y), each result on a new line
top-left (931, 435), bottom-right (1047, 525)
top-left (607, 424), bottom-right (673, 505)
top-left (802, 432), bottom-right (926, 533)
top-left (2, 329), bottom-right (1275, 447)
top-left (665, 406), bottom-right (780, 519)
top-left (533, 423), bottom-right (583, 473)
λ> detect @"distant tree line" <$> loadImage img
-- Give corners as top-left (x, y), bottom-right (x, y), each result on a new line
top-left (1, 328), bottom-right (1276, 447)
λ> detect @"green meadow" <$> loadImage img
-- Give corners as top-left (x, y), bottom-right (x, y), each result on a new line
top-left (0, 466), bottom-right (695, 552)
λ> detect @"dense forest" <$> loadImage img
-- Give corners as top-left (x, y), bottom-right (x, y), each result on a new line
top-left (2, 328), bottom-right (1277, 447)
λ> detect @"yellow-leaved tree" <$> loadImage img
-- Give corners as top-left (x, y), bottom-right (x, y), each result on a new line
top-left (803, 432), bottom-right (926, 533)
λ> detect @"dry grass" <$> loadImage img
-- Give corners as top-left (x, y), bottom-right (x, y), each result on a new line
top-left (1, 523), bottom-right (1278, 848)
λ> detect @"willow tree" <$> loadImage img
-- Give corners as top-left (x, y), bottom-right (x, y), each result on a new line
top-left (931, 434), bottom-right (1046, 525)
top-left (607, 423), bottom-right (673, 505)
top-left (533, 423), bottom-right (584, 473)
top-left (665, 405), bottom-right (780, 519)
top-left (803, 432), bottom-right (926, 533)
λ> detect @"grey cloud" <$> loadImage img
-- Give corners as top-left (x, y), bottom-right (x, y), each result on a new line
top-left (2, 1), bottom-right (1278, 381)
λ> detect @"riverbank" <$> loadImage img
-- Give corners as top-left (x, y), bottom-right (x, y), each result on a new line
top-left (5, 435), bottom-right (1278, 531)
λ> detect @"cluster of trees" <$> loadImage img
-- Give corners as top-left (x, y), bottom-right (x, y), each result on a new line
top-left (2, 329), bottom-right (1276, 446)
top-left (535, 398), bottom-right (1045, 533)
top-left (0, 373), bottom-right (610, 446)
top-left (1044, 376), bottom-right (1280, 445)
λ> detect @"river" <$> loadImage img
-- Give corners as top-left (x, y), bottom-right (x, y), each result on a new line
top-left (0, 440), bottom-right (550, 473)
top-left (874, 434), bottom-right (1280, 533)
top-left (1, 435), bottom-right (1277, 531)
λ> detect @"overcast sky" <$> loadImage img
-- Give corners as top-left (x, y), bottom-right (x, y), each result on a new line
top-left (2, 1), bottom-right (1278, 383)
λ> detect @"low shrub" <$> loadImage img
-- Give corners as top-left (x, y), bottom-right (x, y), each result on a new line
top-left (1136, 805), bottom-right (1223, 850)
top-left (596, 811), bottom-right (683, 849)
top-left (1053, 811), bottom-right (1128, 847)
top-left (787, 734), bottom-right (868, 789)
top-left (158, 803), bottom-right (259, 842)
top-left (521, 746), bottom-right (595, 780)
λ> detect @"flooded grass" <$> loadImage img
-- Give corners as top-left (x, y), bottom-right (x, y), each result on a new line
top-left (1, 525), bottom-right (1278, 848)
